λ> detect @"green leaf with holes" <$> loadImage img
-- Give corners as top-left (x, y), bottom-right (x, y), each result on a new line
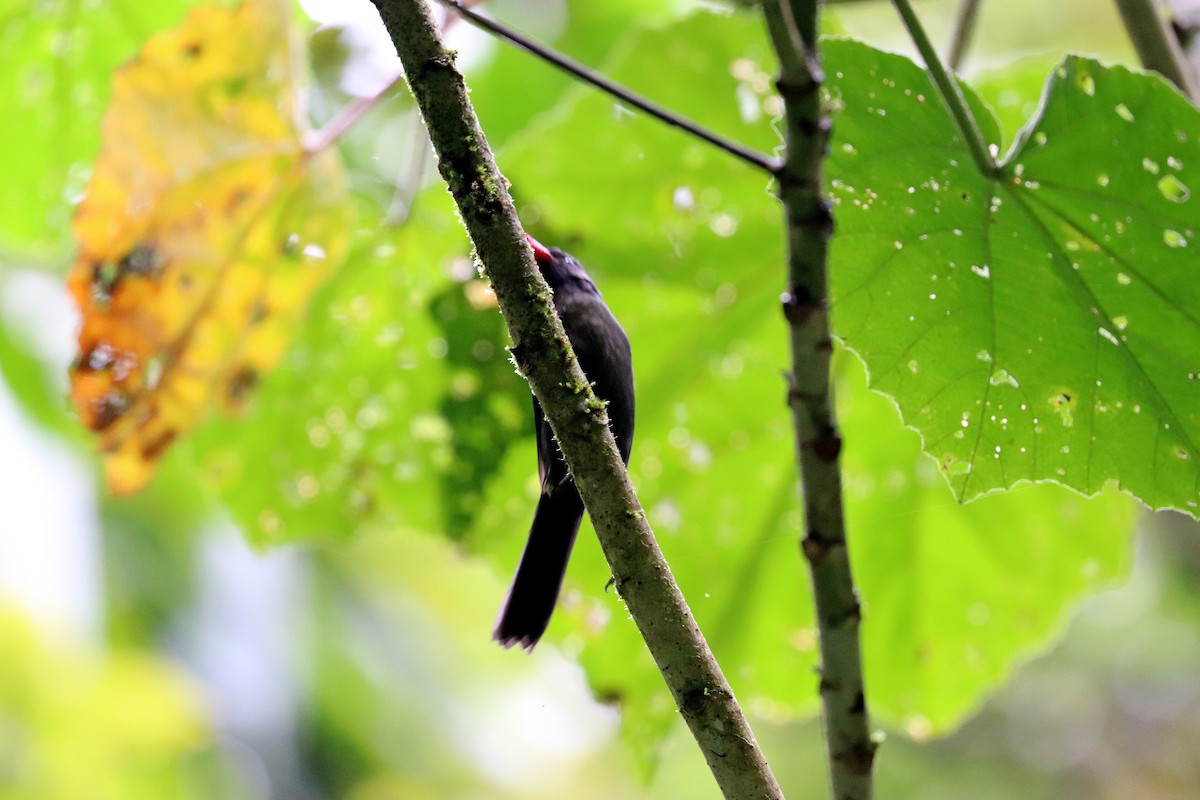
top-left (187, 206), bottom-right (479, 546)
top-left (827, 40), bottom-right (1200, 514)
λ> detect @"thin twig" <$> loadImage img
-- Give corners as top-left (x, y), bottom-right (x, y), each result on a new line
top-left (891, 0), bottom-right (998, 178)
top-left (759, 1), bottom-right (876, 798)
top-left (431, 0), bottom-right (779, 174)
top-left (366, 1), bottom-right (785, 798)
top-left (306, 1), bottom-right (470, 156)
top-left (946, 0), bottom-right (983, 72)
top-left (1113, 0), bottom-right (1200, 102)
top-left (386, 117), bottom-right (432, 225)
top-left (304, 73), bottom-right (405, 154)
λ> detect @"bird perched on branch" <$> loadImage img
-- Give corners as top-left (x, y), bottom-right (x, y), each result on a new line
top-left (493, 236), bottom-right (635, 650)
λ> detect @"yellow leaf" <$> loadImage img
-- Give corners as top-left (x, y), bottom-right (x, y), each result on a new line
top-left (68, 0), bottom-right (351, 495)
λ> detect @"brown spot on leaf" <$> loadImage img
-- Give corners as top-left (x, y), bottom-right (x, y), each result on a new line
top-left (141, 428), bottom-right (177, 460)
top-left (119, 241), bottom-right (167, 279)
top-left (91, 260), bottom-right (120, 302)
top-left (228, 367), bottom-right (259, 405)
top-left (91, 391), bottom-right (131, 431)
top-left (226, 186), bottom-right (251, 215)
top-left (248, 299), bottom-right (268, 324)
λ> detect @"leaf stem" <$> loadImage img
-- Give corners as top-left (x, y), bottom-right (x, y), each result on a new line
top-left (759, 1), bottom-right (876, 798)
top-left (431, 0), bottom-right (779, 174)
top-left (891, 0), bottom-right (998, 178)
top-left (946, 0), bottom-right (982, 72)
top-left (1114, 0), bottom-right (1200, 102)
top-left (304, 73), bottom-right (405, 154)
top-left (366, 1), bottom-right (785, 797)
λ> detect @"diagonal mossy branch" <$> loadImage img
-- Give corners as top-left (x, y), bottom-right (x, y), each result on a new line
top-left (759, 1), bottom-right (876, 798)
top-left (366, 1), bottom-right (783, 797)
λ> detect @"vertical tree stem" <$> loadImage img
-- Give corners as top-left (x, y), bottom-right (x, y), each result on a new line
top-left (759, 2), bottom-right (876, 799)
top-left (367, 1), bottom-right (784, 797)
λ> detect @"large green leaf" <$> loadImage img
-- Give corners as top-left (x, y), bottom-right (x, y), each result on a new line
top-left (827, 40), bottom-right (1200, 514)
top-left (840, 354), bottom-right (1131, 731)
top-left (188, 205), bottom-right (478, 545)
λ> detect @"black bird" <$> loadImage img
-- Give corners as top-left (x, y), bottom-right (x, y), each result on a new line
top-left (493, 237), bottom-right (635, 650)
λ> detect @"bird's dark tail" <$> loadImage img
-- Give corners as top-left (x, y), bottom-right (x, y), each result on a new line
top-left (493, 487), bottom-right (586, 650)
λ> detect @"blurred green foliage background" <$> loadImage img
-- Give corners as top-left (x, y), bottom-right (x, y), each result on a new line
top-left (1, 0), bottom-right (1198, 797)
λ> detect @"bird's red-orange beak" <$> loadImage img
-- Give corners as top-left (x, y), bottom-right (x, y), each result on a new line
top-left (526, 234), bottom-right (552, 264)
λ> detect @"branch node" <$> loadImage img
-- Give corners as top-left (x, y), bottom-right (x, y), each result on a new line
top-left (782, 196), bottom-right (835, 237)
top-left (781, 285), bottom-right (824, 324)
top-left (775, 73), bottom-right (821, 97)
top-left (681, 684), bottom-right (732, 716)
top-left (798, 114), bottom-right (833, 139)
top-left (418, 51), bottom-right (457, 79)
top-left (833, 738), bottom-right (879, 776)
top-left (801, 529), bottom-right (841, 562)
top-left (507, 342), bottom-right (532, 377)
top-left (809, 426), bottom-right (842, 461)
